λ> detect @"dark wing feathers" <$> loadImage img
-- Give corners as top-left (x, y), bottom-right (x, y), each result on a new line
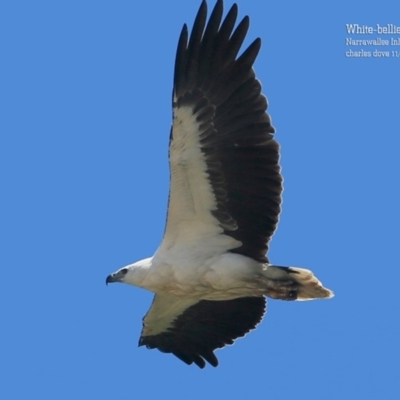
top-left (172, 0), bottom-right (282, 262)
top-left (145, 0), bottom-right (279, 368)
top-left (139, 297), bottom-right (266, 368)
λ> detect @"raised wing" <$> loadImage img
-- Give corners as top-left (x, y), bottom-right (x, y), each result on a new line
top-left (139, 294), bottom-right (266, 368)
top-left (161, 0), bottom-right (282, 262)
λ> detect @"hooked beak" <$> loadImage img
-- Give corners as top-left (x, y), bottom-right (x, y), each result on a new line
top-left (106, 273), bottom-right (117, 285)
top-left (106, 267), bottom-right (128, 285)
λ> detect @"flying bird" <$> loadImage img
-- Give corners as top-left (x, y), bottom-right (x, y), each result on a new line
top-left (106, 0), bottom-right (333, 368)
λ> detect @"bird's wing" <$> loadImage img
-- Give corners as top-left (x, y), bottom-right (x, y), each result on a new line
top-left (160, 0), bottom-right (282, 262)
top-left (139, 294), bottom-right (266, 368)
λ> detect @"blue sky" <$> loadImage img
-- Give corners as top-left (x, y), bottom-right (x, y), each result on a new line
top-left (1, 0), bottom-right (399, 399)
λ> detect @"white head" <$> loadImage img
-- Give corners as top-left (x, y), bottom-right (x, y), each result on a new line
top-left (106, 258), bottom-right (152, 287)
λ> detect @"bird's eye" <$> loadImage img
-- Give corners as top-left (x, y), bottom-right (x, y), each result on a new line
top-left (120, 268), bottom-right (128, 275)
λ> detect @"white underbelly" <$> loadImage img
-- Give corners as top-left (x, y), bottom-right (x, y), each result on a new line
top-left (142, 249), bottom-right (264, 299)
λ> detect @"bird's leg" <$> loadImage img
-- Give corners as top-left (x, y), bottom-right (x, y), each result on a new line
top-left (260, 277), bottom-right (299, 300)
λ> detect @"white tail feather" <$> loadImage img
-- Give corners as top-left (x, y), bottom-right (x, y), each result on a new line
top-left (263, 265), bottom-right (334, 301)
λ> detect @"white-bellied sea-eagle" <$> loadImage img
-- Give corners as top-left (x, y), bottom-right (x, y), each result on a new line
top-left (106, 0), bottom-right (333, 368)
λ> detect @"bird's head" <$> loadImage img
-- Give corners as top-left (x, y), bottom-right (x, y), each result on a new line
top-left (106, 258), bottom-right (151, 287)
top-left (105, 267), bottom-right (129, 285)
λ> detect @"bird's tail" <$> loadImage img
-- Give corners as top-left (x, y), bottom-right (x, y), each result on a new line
top-left (262, 265), bottom-right (334, 301)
